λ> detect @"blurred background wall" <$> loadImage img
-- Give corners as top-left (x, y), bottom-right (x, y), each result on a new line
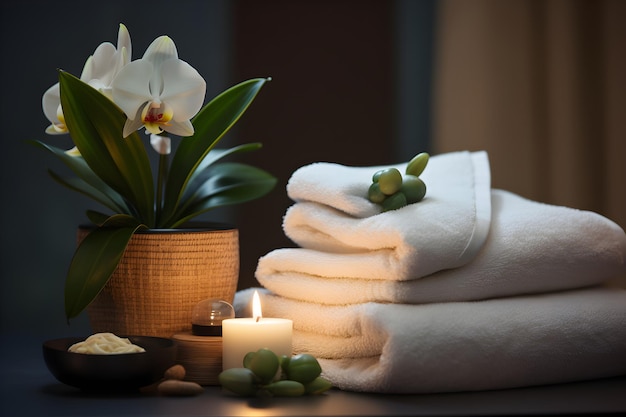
top-left (431, 0), bottom-right (626, 288)
top-left (1, 0), bottom-right (623, 338)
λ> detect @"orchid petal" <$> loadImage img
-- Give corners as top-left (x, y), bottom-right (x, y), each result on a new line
top-left (80, 43), bottom-right (118, 90)
top-left (65, 146), bottom-right (81, 157)
top-left (89, 43), bottom-right (116, 77)
top-left (113, 46), bottom-right (130, 79)
top-left (111, 60), bottom-right (154, 118)
top-left (45, 124), bottom-right (67, 135)
top-left (91, 42), bottom-right (116, 65)
top-left (80, 56), bottom-right (96, 82)
top-left (160, 59), bottom-right (206, 121)
top-left (87, 79), bottom-right (107, 91)
top-left (143, 36), bottom-right (178, 97)
top-left (122, 112), bottom-right (146, 137)
top-left (143, 124), bottom-right (163, 136)
top-left (42, 83), bottom-right (61, 123)
top-left (142, 35), bottom-right (178, 64)
top-left (42, 83), bottom-right (69, 134)
top-left (117, 24), bottom-right (132, 66)
top-left (98, 86), bottom-right (114, 101)
top-left (163, 119), bottom-right (195, 137)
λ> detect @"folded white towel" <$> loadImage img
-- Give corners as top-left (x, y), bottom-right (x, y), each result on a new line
top-left (282, 151), bottom-right (492, 279)
top-left (257, 189), bottom-right (626, 304)
top-left (234, 286), bottom-right (626, 393)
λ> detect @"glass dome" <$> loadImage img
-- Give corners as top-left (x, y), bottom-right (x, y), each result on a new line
top-left (191, 299), bottom-right (235, 336)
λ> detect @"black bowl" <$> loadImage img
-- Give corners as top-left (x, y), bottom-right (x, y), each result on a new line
top-left (43, 336), bottom-right (176, 391)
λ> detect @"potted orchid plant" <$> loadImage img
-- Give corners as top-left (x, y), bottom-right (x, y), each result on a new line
top-left (35, 24), bottom-right (276, 322)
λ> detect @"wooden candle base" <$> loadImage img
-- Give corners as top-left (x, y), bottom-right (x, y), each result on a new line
top-left (172, 332), bottom-right (222, 386)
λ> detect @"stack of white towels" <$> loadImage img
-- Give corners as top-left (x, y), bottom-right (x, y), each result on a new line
top-left (234, 151), bottom-right (626, 393)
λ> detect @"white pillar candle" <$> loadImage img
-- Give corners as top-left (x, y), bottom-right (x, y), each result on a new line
top-left (222, 291), bottom-right (293, 370)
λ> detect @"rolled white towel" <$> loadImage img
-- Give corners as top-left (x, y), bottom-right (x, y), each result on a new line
top-left (257, 189), bottom-right (626, 304)
top-left (234, 286), bottom-right (626, 393)
top-left (283, 150), bottom-right (492, 279)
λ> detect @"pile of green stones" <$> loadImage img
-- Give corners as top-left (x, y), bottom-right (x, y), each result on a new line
top-left (367, 152), bottom-right (430, 212)
top-left (218, 348), bottom-right (332, 397)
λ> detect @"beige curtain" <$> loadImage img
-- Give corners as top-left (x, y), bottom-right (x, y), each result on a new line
top-left (433, 0), bottom-right (626, 284)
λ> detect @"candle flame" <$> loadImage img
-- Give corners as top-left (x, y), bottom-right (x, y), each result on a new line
top-left (252, 290), bottom-right (262, 322)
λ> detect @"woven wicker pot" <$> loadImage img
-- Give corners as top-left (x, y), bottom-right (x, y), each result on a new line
top-left (77, 223), bottom-right (239, 338)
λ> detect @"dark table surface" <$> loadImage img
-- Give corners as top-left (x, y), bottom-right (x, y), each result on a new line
top-left (2, 333), bottom-right (625, 417)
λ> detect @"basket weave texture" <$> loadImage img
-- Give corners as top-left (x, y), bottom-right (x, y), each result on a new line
top-left (78, 226), bottom-right (239, 338)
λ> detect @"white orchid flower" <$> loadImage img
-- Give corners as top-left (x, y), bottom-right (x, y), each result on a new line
top-left (42, 24), bottom-right (132, 135)
top-left (111, 35), bottom-right (206, 138)
top-left (82, 23), bottom-right (132, 100)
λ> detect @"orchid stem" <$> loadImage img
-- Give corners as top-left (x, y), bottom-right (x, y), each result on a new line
top-left (156, 152), bottom-right (168, 227)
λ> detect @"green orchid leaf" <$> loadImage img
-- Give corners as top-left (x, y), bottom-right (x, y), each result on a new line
top-left (183, 143), bottom-right (264, 201)
top-left (47, 170), bottom-right (130, 215)
top-left (58, 71), bottom-right (155, 225)
top-left (31, 140), bottom-right (130, 213)
top-left (86, 210), bottom-right (114, 226)
top-left (172, 178), bottom-right (276, 228)
top-left (170, 162), bottom-right (277, 228)
top-left (189, 143), bottom-right (263, 183)
top-left (65, 215), bottom-right (145, 320)
top-left (160, 78), bottom-right (269, 226)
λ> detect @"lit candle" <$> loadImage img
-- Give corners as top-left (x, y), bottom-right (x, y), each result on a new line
top-left (222, 290), bottom-right (293, 370)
